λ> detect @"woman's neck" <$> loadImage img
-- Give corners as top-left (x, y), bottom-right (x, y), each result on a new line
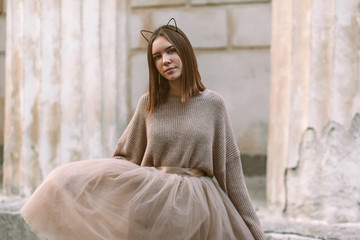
top-left (168, 79), bottom-right (181, 96)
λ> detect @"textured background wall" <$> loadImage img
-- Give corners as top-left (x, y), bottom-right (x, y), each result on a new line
top-left (3, 0), bottom-right (130, 195)
top-left (0, 0), bottom-right (6, 186)
top-left (286, 114), bottom-right (360, 223)
top-left (268, 0), bottom-right (360, 214)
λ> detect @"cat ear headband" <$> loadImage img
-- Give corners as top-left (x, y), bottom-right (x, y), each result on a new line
top-left (140, 18), bottom-right (178, 42)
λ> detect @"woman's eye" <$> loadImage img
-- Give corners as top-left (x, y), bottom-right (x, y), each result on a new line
top-left (168, 48), bottom-right (175, 54)
top-left (153, 55), bottom-right (161, 60)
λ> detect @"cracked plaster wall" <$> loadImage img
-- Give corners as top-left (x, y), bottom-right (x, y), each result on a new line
top-left (286, 113), bottom-right (360, 223)
top-left (3, 0), bottom-right (130, 196)
top-left (268, 0), bottom-right (360, 214)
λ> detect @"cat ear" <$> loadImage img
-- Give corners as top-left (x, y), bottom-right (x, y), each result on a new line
top-left (140, 18), bottom-right (178, 42)
top-left (140, 30), bottom-right (153, 43)
top-left (167, 18), bottom-right (177, 32)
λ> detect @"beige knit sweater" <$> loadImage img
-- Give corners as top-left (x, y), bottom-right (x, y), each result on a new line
top-left (112, 89), bottom-right (265, 240)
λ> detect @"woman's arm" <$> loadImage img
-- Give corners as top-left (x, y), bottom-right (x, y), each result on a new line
top-left (212, 94), bottom-right (265, 240)
top-left (112, 94), bottom-right (148, 165)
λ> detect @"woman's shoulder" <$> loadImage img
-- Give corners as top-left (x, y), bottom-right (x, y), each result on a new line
top-left (137, 93), bottom-right (149, 106)
top-left (201, 89), bottom-right (226, 108)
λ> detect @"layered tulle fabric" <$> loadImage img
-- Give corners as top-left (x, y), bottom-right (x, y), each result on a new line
top-left (20, 159), bottom-right (254, 240)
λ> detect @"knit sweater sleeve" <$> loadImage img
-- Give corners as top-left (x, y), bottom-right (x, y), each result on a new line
top-left (212, 96), bottom-right (265, 240)
top-left (112, 94), bottom-right (148, 165)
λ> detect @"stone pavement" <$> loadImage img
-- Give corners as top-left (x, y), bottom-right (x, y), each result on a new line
top-left (246, 176), bottom-right (360, 240)
top-left (259, 206), bottom-right (360, 240)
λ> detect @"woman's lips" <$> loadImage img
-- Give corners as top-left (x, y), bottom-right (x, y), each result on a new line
top-left (164, 67), bottom-right (175, 73)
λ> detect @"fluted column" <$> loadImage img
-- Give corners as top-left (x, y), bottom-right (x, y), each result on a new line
top-left (3, 0), bottom-right (130, 196)
top-left (268, 0), bottom-right (360, 213)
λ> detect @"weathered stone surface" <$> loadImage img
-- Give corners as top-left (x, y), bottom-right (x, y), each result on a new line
top-left (261, 214), bottom-right (360, 240)
top-left (0, 212), bottom-right (38, 240)
top-left (4, 0), bottom-right (130, 196)
top-left (0, 54), bottom-right (4, 145)
top-left (0, 197), bottom-right (38, 240)
top-left (0, 16), bottom-right (4, 185)
top-left (231, 4), bottom-right (271, 47)
top-left (285, 113), bottom-right (360, 223)
top-left (267, 0), bottom-right (360, 213)
top-left (131, 8), bottom-right (228, 49)
top-left (197, 49), bottom-right (270, 154)
top-left (331, 0), bottom-right (360, 127)
top-left (0, 15), bottom-right (5, 51)
top-left (131, 0), bottom-right (186, 8)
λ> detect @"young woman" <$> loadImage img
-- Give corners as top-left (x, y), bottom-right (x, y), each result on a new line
top-left (20, 20), bottom-right (265, 240)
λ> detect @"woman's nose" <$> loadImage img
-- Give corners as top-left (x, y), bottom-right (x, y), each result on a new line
top-left (163, 54), bottom-right (171, 64)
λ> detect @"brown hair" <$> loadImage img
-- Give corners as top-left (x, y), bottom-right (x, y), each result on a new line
top-left (146, 25), bottom-right (205, 114)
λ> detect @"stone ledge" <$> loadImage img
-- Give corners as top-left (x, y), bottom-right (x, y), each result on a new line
top-left (0, 212), bottom-right (38, 240)
top-left (260, 211), bottom-right (360, 240)
top-left (0, 196), bottom-right (38, 240)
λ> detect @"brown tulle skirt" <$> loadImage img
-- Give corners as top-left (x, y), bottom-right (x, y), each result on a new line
top-left (20, 158), bottom-right (254, 240)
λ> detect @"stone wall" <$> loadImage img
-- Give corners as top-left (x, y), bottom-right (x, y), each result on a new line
top-left (3, 0), bottom-right (130, 195)
top-left (129, 0), bottom-right (271, 157)
top-left (268, 0), bottom-right (360, 217)
top-left (0, 0), bottom-right (5, 185)
top-left (286, 114), bottom-right (360, 223)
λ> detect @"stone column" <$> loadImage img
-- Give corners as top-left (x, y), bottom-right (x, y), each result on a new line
top-left (3, 0), bottom-right (130, 196)
top-left (0, 1), bottom-right (6, 184)
top-left (268, 0), bottom-right (360, 221)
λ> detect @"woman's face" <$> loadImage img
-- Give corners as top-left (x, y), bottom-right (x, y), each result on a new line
top-left (152, 36), bottom-right (183, 82)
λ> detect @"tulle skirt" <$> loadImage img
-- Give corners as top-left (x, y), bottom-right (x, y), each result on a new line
top-left (20, 158), bottom-right (254, 240)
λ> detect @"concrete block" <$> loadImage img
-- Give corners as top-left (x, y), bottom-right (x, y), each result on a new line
top-left (191, 0), bottom-right (270, 4)
top-left (131, 0), bottom-right (186, 8)
top-left (196, 49), bottom-right (270, 154)
top-left (0, 212), bottom-right (39, 240)
top-left (131, 8), bottom-right (228, 49)
top-left (231, 4), bottom-right (271, 47)
top-left (0, 197), bottom-right (39, 240)
top-left (0, 16), bottom-right (5, 52)
top-left (130, 52), bottom-right (149, 111)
